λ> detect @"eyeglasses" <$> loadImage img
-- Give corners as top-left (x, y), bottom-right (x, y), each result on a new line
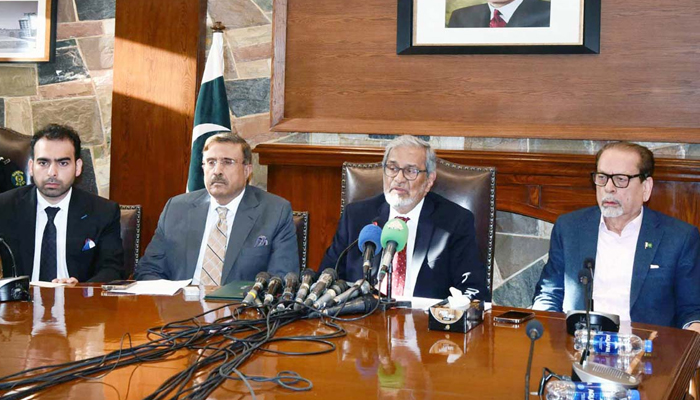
top-left (202, 158), bottom-right (245, 169)
top-left (383, 163), bottom-right (427, 181)
top-left (590, 172), bottom-right (645, 189)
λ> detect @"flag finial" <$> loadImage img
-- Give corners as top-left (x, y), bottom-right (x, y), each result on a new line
top-left (212, 21), bottom-right (226, 32)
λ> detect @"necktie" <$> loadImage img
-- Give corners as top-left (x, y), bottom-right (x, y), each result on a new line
top-left (200, 207), bottom-right (228, 286)
top-left (490, 9), bottom-right (507, 28)
top-left (391, 216), bottom-right (410, 296)
top-left (39, 207), bottom-right (60, 282)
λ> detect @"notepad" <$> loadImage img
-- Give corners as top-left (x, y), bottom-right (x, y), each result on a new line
top-left (204, 280), bottom-right (254, 301)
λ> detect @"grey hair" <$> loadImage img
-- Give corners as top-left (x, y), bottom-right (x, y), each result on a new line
top-left (382, 135), bottom-right (436, 175)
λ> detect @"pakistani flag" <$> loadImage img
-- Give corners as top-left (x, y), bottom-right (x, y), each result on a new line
top-left (187, 30), bottom-right (232, 192)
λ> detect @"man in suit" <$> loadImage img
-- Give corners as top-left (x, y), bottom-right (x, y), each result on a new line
top-left (0, 124), bottom-right (124, 283)
top-left (135, 133), bottom-right (299, 285)
top-left (533, 142), bottom-right (700, 331)
top-left (319, 135), bottom-right (488, 301)
top-left (448, 0), bottom-right (551, 28)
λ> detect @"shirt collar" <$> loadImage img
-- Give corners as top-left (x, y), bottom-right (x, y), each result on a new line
top-left (599, 207), bottom-right (644, 237)
top-left (209, 187), bottom-right (245, 213)
top-left (488, 0), bottom-right (525, 22)
top-left (36, 187), bottom-right (73, 211)
top-left (389, 197), bottom-right (425, 222)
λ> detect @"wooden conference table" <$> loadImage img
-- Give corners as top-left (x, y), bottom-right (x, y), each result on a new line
top-left (0, 285), bottom-right (699, 399)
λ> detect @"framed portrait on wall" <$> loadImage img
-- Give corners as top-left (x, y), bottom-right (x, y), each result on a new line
top-left (397, 0), bottom-right (601, 54)
top-left (0, 0), bottom-right (57, 62)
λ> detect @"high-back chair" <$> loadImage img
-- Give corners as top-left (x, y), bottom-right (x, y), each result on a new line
top-left (341, 159), bottom-right (496, 292)
top-left (119, 205), bottom-right (142, 278)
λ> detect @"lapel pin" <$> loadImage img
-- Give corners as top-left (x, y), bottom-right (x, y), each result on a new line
top-left (644, 242), bottom-right (652, 249)
top-left (81, 214), bottom-right (88, 220)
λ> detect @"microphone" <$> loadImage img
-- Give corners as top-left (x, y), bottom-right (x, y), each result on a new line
top-left (376, 218), bottom-right (409, 286)
top-left (0, 238), bottom-right (18, 278)
top-left (293, 268), bottom-right (317, 310)
top-left (524, 319), bottom-right (544, 400)
top-left (578, 266), bottom-right (594, 363)
top-left (276, 272), bottom-right (298, 309)
top-left (304, 268), bottom-right (338, 308)
top-left (584, 257), bottom-right (595, 311)
top-left (358, 224), bottom-right (383, 278)
top-left (242, 271), bottom-right (270, 305)
top-left (262, 276), bottom-right (283, 306)
top-left (327, 279), bottom-right (371, 308)
top-left (322, 294), bottom-right (378, 317)
top-left (313, 279), bottom-right (349, 310)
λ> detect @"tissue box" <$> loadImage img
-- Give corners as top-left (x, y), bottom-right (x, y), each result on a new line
top-left (428, 300), bottom-right (484, 333)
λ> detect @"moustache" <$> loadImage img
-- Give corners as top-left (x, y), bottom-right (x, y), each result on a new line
top-left (209, 175), bottom-right (227, 185)
top-left (601, 195), bottom-right (621, 207)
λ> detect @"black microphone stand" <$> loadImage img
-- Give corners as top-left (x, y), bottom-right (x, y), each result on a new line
top-left (378, 261), bottom-right (398, 311)
top-left (580, 270), bottom-right (593, 364)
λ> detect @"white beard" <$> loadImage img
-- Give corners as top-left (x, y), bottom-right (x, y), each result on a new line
top-left (384, 190), bottom-right (413, 210)
top-left (600, 195), bottom-right (624, 218)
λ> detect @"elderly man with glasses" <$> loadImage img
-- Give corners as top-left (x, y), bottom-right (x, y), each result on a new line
top-left (533, 142), bottom-right (700, 332)
top-left (135, 133), bottom-right (299, 285)
top-left (319, 135), bottom-right (489, 301)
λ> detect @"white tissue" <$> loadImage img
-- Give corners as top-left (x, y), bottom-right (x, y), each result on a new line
top-left (447, 287), bottom-right (471, 310)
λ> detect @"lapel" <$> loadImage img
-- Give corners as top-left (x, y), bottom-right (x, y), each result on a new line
top-left (630, 208), bottom-right (661, 309)
top-left (221, 187), bottom-right (260, 282)
top-left (66, 188), bottom-right (92, 278)
top-left (411, 194), bottom-right (435, 274)
top-left (16, 187), bottom-right (37, 276)
top-left (186, 191), bottom-right (210, 278)
top-left (376, 199), bottom-right (390, 228)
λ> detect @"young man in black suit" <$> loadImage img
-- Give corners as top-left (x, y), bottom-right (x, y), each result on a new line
top-left (319, 135), bottom-right (488, 301)
top-left (0, 124), bottom-right (124, 283)
top-left (448, 0), bottom-right (551, 28)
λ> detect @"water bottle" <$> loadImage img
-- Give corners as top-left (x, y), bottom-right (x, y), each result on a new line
top-left (545, 381), bottom-right (640, 400)
top-left (574, 330), bottom-right (652, 356)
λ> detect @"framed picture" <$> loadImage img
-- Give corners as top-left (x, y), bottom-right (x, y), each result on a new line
top-left (0, 0), bottom-right (57, 62)
top-left (397, 0), bottom-right (601, 55)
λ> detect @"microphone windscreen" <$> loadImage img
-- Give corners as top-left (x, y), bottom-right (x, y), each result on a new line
top-left (284, 272), bottom-right (298, 283)
top-left (255, 271), bottom-right (271, 281)
top-left (380, 218), bottom-right (409, 251)
top-left (525, 319), bottom-right (544, 340)
top-left (301, 268), bottom-right (317, 281)
top-left (358, 224), bottom-right (383, 255)
top-left (320, 267), bottom-right (338, 280)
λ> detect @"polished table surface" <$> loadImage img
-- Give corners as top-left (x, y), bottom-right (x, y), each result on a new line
top-left (1, 286), bottom-right (699, 399)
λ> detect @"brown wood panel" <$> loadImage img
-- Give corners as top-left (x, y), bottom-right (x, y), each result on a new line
top-left (271, 0), bottom-right (700, 142)
top-left (1, 286), bottom-right (698, 399)
top-left (256, 143), bottom-right (700, 270)
top-left (110, 0), bottom-right (206, 251)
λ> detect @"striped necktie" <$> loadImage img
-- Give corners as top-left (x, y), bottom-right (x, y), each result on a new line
top-left (200, 206), bottom-right (228, 286)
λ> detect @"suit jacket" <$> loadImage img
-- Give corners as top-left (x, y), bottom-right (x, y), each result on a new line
top-left (135, 185), bottom-right (299, 283)
top-left (448, 0), bottom-right (551, 28)
top-left (319, 192), bottom-right (489, 301)
top-left (0, 185), bottom-right (125, 282)
top-left (532, 206), bottom-right (700, 328)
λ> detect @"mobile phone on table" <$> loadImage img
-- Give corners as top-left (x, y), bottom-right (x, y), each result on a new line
top-left (101, 280), bottom-right (137, 291)
top-left (493, 310), bottom-right (535, 324)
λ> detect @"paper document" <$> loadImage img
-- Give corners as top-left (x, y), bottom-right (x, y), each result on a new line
top-left (30, 281), bottom-right (68, 288)
top-left (111, 279), bottom-right (192, 296)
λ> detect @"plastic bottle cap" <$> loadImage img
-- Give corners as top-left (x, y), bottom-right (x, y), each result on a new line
top-left (644, 339), bottom-right (653, 353)
top-left (629, 389), bottom-right (640, 400)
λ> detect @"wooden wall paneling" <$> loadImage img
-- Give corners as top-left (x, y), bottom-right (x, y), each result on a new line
top-left (256, 144), bottom-right (700, 270)
top-left (271, 0), bottom-right (700, 142)
top-left (111, 0), bottom-right (206, 252)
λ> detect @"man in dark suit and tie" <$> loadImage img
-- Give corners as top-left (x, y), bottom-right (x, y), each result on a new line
top-left (319, 135), bottom-right (488, 301)
top-left (533, 142), bottom-right (700, 332)
top-left (448, 0), bottom-right (551, 28)
top-left (0, 124), bottom-right (125, 283)
top-left (135, 133), bottom-right (299, 285)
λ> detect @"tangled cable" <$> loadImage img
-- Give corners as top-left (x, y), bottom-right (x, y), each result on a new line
top-left (0, 298), bottom-right (377, 400)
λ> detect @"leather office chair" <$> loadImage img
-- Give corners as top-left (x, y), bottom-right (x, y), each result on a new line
top-left (341, 159), bottom-right (496, 291)
top-left (292, 211), bottom-right (309, 272)
top-left (0, 127), bottom-right (32, 177)
top-left (119, 205), bottom-right (142, 278)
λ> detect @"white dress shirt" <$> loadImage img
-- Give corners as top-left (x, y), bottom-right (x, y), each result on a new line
top-left (488, 0), bottom-right (524, 23)
top-left (192, 188), bottom-right (245, 284)
top-left (592, 208), bottom-right (644, 323)
top-left (388, 198), bottom-right (425, 297)
top-left (32, 188), bottom-right (73, 282)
